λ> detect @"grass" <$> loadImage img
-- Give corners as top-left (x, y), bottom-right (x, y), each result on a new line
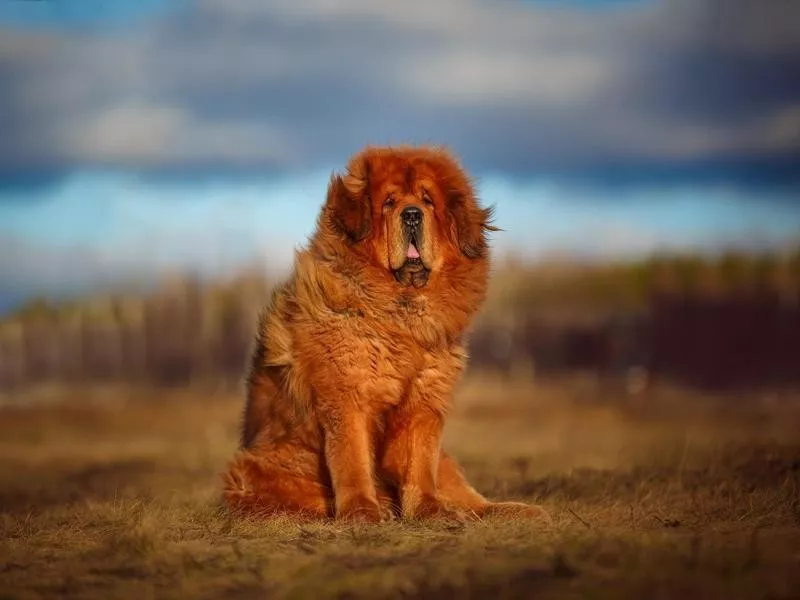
top-left (1, 375), bottom-right (799, 599)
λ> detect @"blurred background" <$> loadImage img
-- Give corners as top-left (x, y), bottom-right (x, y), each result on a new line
top-left (1, 0), bottom-right (799, 395)
top-left (4, 6), bottom-right (800, 596)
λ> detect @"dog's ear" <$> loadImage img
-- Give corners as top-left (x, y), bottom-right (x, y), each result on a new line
top-left (327, 156), bottom-right (372, 242)
top-left (448, 189), bottom-right (498, 260)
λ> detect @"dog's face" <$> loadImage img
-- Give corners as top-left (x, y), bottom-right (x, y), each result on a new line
top-left (325, 146), bottom-right (495, 288)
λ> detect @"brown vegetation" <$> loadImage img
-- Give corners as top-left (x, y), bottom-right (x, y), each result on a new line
top-left (1, 376), bottom-right (799, 599)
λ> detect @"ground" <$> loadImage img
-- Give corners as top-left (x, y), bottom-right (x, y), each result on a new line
top-left (1, 374), bottom-right (799, 599)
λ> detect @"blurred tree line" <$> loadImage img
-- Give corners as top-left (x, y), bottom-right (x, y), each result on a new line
top-left (0, 272), bottom-right (270, 391)
top-left (1, 248), bottom-right (799, 392)
top-left (478, 247), bottom-right (800, 391)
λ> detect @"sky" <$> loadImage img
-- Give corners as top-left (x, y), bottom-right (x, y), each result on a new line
top-left (0, 0), bottom-right (798, 312)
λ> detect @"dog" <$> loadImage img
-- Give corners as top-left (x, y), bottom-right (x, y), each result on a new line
top-left (223, 145), bottom-right (546, 522)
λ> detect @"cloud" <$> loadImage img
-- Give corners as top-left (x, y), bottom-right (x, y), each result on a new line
top-left (58, 102), bottom-right (293, 166)
top-left (0, 0), bottom-right (798, 183)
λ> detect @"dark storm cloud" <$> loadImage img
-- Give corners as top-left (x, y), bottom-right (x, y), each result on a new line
top-left (0, 0), bottom-right (798, 183)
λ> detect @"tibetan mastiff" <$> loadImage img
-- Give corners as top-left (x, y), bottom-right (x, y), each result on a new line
top-left (223, 145), bottom-right (546, 522)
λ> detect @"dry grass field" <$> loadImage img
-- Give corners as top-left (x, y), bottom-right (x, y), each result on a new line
top-left (1, 375), bottom-right (799, 599)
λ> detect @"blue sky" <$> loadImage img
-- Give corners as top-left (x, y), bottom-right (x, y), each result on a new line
top-left (0, 0), bottom-right (798, 312)
top-left (0, 0), bottom-right (179, 27)
top-left (0, 0), bottom-right (642, 26)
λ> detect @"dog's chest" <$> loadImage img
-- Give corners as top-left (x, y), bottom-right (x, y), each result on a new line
top-left (356, 326), bottom-right (465, 412)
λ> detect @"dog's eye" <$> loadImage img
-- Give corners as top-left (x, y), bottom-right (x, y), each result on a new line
top-left (422, 192), bottom-right (434, 207)
top-left (383, 197), bottom-right (395, 209)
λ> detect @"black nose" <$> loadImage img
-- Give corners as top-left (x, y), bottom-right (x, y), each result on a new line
top-left (401, 206), bottom-right (422, 228)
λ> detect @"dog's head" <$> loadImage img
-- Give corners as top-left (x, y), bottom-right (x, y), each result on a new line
top-left (324, 145), bottom-right (496, 288)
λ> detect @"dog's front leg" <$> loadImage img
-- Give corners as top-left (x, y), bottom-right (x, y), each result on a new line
top-left (323, 407), bottom-right (384, 523)
top-left (382, 404), bottom-right (459, 521)
top-left (380, 350), bottom-right (468, 521)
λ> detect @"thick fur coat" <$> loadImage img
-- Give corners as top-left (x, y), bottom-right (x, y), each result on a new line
top-left (223, 145), bottom-right (545, 522)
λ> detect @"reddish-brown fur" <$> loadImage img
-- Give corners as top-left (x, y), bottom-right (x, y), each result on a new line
top-left (222, 145), bottom-right (547, 522)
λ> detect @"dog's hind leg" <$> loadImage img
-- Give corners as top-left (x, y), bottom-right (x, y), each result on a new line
top-left (222, 445), bottom-right (333, 520)
top-left (436, 451), bottom-right (550, 521)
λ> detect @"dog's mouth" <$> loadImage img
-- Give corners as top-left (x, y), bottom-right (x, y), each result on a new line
top-left (393, 232), bottom-right (429, 287)
top-left (406, 239), bottom-right (421, 262)
top-left (404, 235), bottom-right (424, 266)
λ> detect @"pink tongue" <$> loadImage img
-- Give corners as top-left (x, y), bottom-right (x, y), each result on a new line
top-left (407, 243), bottom-right (420, 259)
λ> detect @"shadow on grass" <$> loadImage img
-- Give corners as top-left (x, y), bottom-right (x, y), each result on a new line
top-left (0, 458), bottom-right (159, 514)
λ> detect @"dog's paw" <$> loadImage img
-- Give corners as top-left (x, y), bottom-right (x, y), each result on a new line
top-left (407, 494), bottom-right (469, 523)
top-left (336, 496), bottom-right (384, 524)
